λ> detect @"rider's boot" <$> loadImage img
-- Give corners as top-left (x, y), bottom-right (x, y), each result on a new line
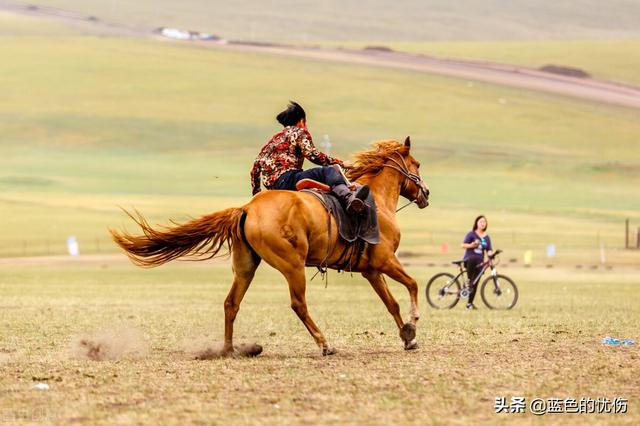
top-left (332, 184), bottom-right (370, 215)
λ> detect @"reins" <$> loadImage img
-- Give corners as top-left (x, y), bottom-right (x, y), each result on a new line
top-left (380, 152), bottom-right (426, 213)
top-left (395, 200), bottom-right (415, 212)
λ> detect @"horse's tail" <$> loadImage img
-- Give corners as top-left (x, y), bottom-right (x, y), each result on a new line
top-left (110, 207), bottom-right (244, 268)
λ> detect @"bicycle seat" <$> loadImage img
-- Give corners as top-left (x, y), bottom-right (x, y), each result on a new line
top-left (451, 259), bottom-right (465, 266)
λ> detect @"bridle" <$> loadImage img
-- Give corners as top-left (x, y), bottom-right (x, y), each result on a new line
top-left (381, 151), bottom-right (429, 212)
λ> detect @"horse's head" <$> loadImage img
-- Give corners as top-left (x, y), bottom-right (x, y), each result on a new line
top-left (394, 136), bottom-right (430, 209)
top-left (346, 137), bottom-right (430, 209)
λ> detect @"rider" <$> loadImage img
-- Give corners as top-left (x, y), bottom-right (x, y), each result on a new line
top-left (461, 215), bottom-right (493, 310)
top-left (250, 101), bottom-right (369, 214)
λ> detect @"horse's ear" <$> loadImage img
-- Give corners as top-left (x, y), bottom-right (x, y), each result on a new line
top-left (404, 136), bottom-right (411, 149)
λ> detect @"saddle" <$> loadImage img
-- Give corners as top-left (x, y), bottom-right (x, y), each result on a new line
top-left (297, 180), bottom-right (380, 245)
top-left (296, 178), bottom-right (330, 193)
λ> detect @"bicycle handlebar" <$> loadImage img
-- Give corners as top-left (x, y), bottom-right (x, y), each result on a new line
top-left (488, 249), bottom-right (503, 259)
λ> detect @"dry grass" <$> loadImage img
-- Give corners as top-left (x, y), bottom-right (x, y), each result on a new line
top-left (0, 260), bottom-right (638, 425)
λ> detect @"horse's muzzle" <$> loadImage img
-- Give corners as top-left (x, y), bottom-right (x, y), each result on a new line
top-left (417, 192), bottom-right (429, 208)
top-left (416, 186), bottom-right (430, 209)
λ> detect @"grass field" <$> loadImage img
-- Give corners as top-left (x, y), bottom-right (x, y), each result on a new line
top-left (1, 9), bottom-right (639, 425)
top-left (1, 33), bottom-right (639, 266)
top-left (22, 0), bottom-right (640, 41)
top-left (1, 259), bottom-right (638, 424)
top-left (336, 41), bottom-right (640, 86)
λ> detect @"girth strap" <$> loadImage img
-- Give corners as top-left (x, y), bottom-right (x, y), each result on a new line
top-left (303, 188), bottom-right (367, 277)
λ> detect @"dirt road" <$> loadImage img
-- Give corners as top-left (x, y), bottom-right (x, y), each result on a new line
top-left (212, 42), bottom-right (640, 109)
top-left (3, 2), bottom-right (640, 109)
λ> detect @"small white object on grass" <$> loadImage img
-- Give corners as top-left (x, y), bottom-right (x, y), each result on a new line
top-left (67, 236), bottom-right (80, 257)
top-left (33, 383), bottom-right (50, 390)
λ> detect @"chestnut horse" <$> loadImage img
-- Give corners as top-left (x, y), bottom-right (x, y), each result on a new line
top-left (111, 137), bottom-right (430, 355)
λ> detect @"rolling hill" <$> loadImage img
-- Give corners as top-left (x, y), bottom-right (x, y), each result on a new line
top-left (18, 0), bottom-right (640, 42)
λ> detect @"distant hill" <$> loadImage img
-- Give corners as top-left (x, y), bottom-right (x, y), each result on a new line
top-left (22, 0), bottom-right (640, 42)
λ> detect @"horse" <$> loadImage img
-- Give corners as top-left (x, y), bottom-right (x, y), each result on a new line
top-left (111, 137), bottom-right (430, 356)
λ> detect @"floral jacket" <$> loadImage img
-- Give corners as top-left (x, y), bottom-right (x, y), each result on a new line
top-left (250, 126), bottom-right (342, 195)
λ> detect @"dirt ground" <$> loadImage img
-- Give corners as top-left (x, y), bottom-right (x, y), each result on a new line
top-left (1, 260), bottom-right (638, 425)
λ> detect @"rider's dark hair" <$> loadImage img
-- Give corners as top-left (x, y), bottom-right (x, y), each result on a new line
top-left (472, 215), bottom-right (487, 231)
top-left (276, 101), bottom-right (306, 127)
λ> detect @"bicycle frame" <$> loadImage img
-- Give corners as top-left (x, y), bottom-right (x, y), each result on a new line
top-left (438, 251), bottom-right (503, 299)
top-left (426, 249), bottom-right (516, 309)
top-left (448, 258), bottom-right (495, 292)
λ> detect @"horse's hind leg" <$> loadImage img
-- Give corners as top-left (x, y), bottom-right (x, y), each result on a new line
top-left (222, 241), bottom-right (260, 355)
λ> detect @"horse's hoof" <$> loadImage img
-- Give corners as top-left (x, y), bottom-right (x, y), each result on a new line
top-left (400, 323), bottom-right (416, 342)
top-left (404, 339), bottom-right (419, 351)
top-left (322, 347), bottom-right (337, 356)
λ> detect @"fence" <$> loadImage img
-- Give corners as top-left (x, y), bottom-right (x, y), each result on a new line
top-left (0, 236), bottom-right (115, 258)
top-left (625, 219), bottom-right (640, 249)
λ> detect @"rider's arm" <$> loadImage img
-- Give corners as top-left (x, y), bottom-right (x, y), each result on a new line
top-left (250, 160), bottom-right (261, 195)
top-left (486, 235), bottom-right (493, 257)
top-left (296, 129), bottom-right (344, 167)
top-left (461, 232), bottom-right (478, 249)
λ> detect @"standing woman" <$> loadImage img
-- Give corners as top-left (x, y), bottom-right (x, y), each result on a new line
top-left (461, 215), bottom-right (493, 310)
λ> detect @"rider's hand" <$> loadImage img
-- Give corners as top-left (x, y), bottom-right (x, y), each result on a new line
top-left (342, 160), bottom-right (354, 169)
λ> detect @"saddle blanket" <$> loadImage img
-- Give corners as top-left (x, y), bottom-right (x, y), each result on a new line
top-left (301, 189), bottom-right (380, 245)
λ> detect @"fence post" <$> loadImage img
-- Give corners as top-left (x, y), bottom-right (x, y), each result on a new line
top-left (625, 218), bottom-right (630, 249)
top-left (637, 228), bottom-right (640, 249)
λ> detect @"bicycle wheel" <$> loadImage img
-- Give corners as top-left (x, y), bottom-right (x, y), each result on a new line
top-left (426, 273), bottom-right (461, 309)
top-left (480, 274), bottom-right (518, 310)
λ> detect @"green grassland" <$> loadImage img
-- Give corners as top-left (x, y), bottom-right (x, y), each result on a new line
top-left (1, 32), bottom-right (639, 266)
top-left (23, 0), bottom-right (640, 42)
top-left (1, 261), bottom-right (638, 424)
top-left (344, 40), bottom-right (640, 86)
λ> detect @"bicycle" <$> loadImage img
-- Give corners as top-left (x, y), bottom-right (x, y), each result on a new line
top-left (425, 249), bottom-right (518, 309)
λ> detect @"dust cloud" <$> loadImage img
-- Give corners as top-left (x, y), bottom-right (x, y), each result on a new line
top-left (70, 327), bottom-right (148, 361)
top-left (182, 337), bottom-right (262, 359)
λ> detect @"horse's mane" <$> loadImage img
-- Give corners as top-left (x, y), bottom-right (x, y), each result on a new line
top-left (346, 140), bottom-right (409, 181)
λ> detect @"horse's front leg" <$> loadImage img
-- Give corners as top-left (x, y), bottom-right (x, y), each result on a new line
top-left (362, 270), bottom-right (417, 350)
top-left (379, 257), bottom-right (420, 350)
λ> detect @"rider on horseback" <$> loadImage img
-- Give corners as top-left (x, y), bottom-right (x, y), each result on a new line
top-left (250, 101), bottom-right (370, 214)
